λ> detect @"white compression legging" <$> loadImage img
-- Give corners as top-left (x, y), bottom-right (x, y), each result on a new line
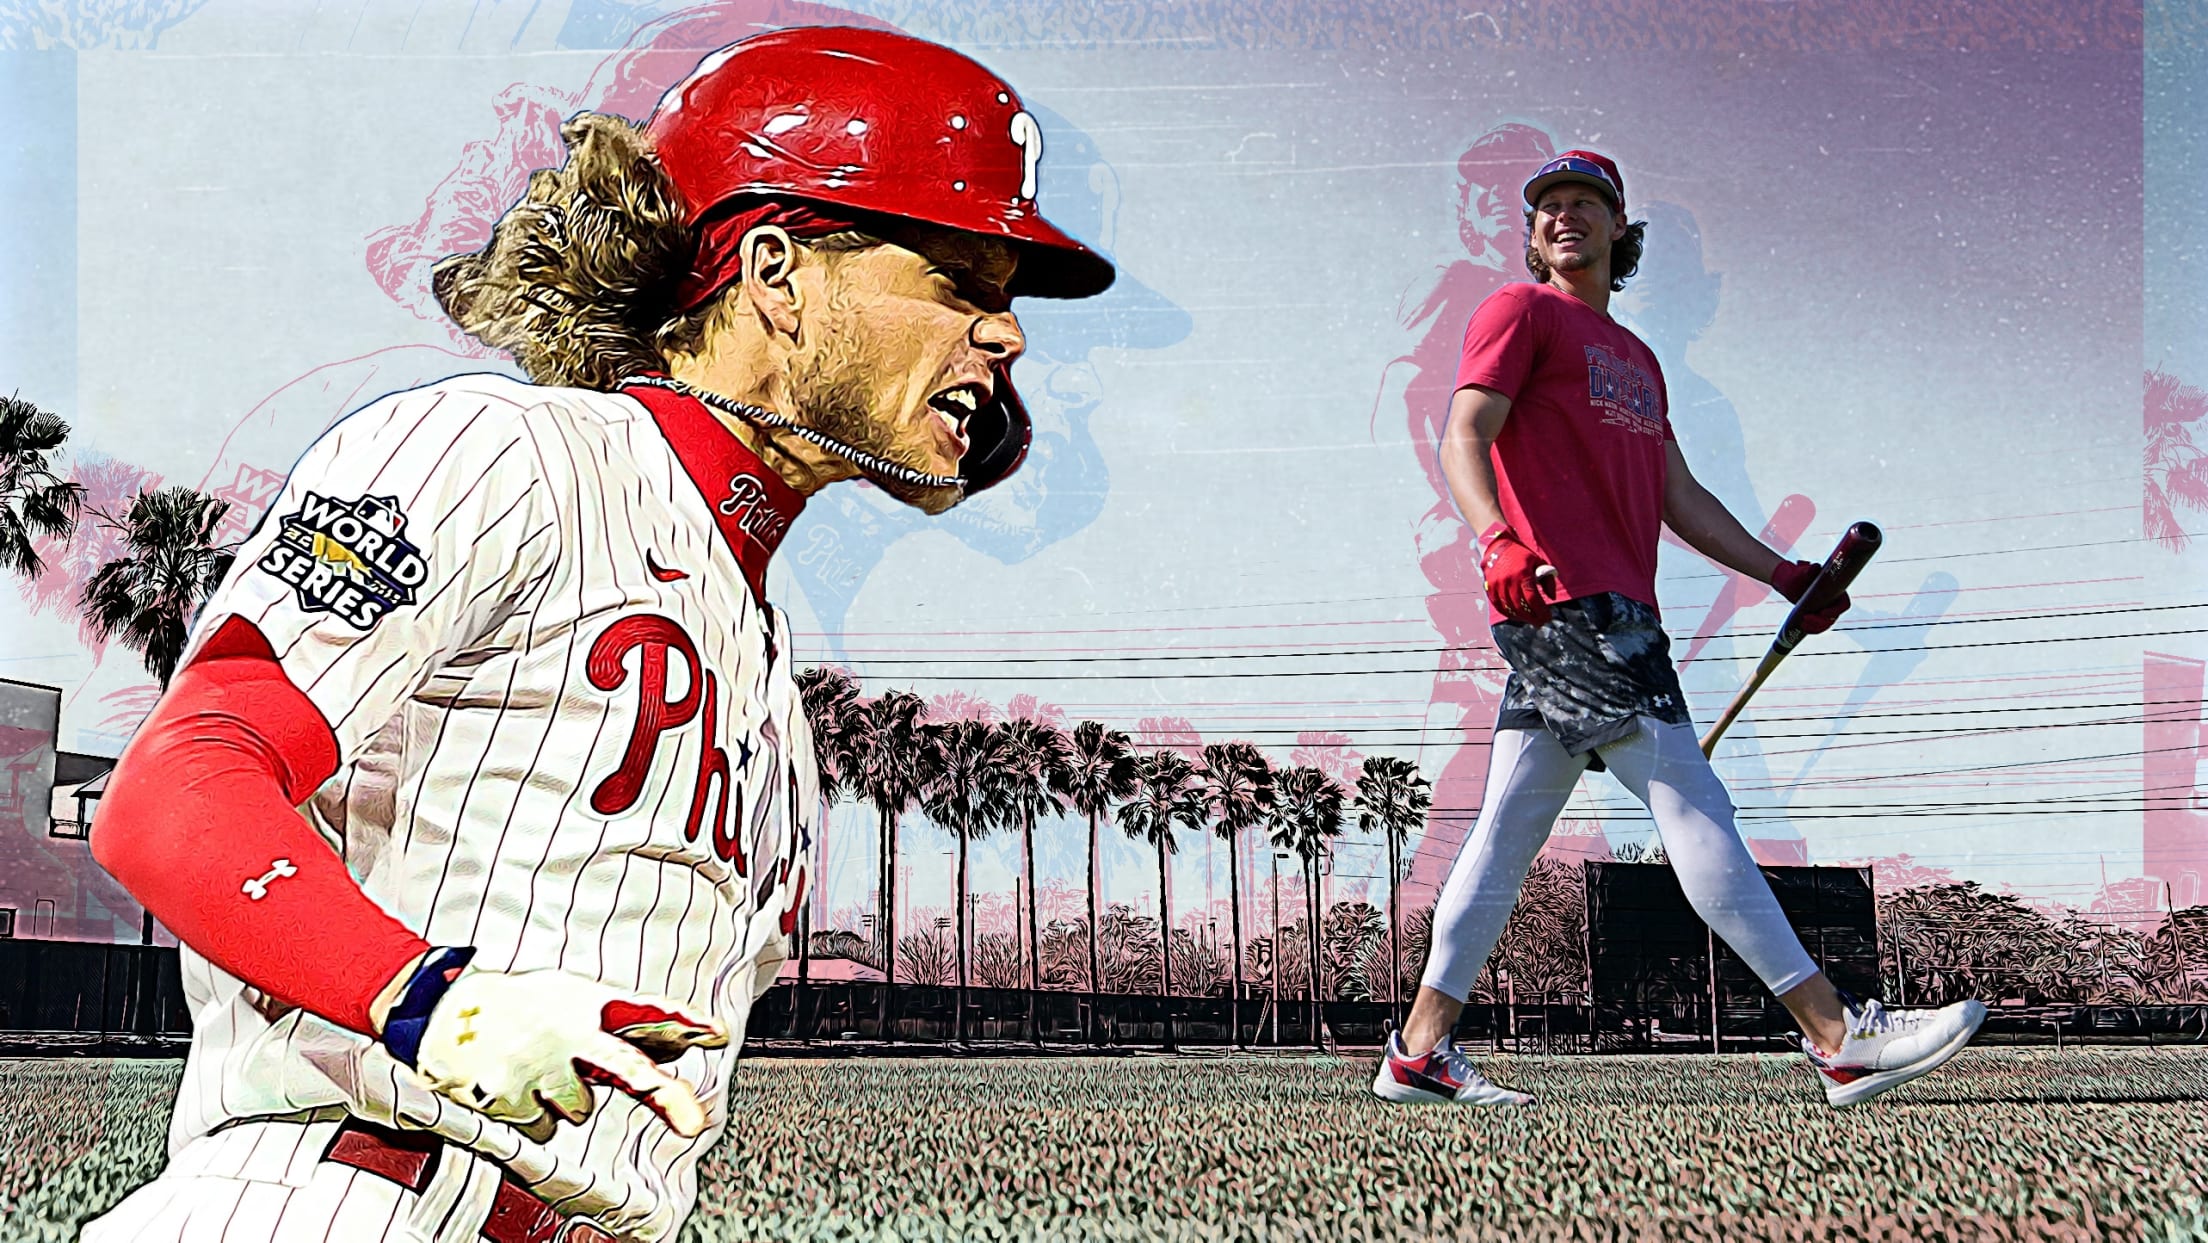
top-left (1421, 717), bottom-right (1819, 1001)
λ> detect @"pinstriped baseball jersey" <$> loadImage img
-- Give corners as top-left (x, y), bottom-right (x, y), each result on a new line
top-left (156, 372), bottom-right (819, 1242)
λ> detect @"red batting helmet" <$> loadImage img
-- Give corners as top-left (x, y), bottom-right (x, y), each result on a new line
top-left (646, 26), bottom-right (1115, 301)
top-left (643, 26), bottom-right (1117, 494)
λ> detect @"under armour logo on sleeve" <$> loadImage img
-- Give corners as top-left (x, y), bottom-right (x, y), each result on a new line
top-left (242, 859), bottom-right (299, 901)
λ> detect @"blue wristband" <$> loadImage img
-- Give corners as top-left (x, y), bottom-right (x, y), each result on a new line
top-left (379, 946), bottom-right (476, 1068)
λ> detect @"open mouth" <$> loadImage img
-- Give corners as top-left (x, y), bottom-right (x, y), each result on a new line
top-left (927, 382), bottom-right (988, 457)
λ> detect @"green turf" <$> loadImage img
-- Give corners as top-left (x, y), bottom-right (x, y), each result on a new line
top-left (4, 1048), bottom-right (2205, 1241)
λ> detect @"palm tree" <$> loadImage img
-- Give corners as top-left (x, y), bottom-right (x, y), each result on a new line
top-left (996, 715), bottom-right (1072, 1045)
top-left (1117, 748), bottom-right (1207, 1051)
top-left (922, 718), bottom-right (1008, 1045)
top-left (799, 671), bottom-right (856, 1033)
top-left (1197, 741), bottom-right (1273, 1047)
top-left (1354, 755), bottom-right (1433, 1027)
top-left (795, 666), bottom-right (862, 1016)
top-left (1063, 720), bottom-right (1137, 1038)
top-left (80, 486), bottom-right (235, 686)
top-left (847, 690), bottom-right (931, 991)
top-left (2146, 368), bottom-right (2208, 552)
top-left (797, 665), bottom-right (861, 805)
top-left (0, 394), bottom-right (84, 582)
top-left (1271, 764), bottom-right (1346, 1048)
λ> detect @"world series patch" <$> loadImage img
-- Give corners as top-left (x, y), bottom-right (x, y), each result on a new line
top-left (256, 493), bottom-right (429, 630)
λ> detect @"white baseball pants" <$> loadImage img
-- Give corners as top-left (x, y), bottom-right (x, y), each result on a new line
top-left (79, 1115), bottom-right (607, 1243)
top-left (1420, 717), bottom-right (1820, 1001)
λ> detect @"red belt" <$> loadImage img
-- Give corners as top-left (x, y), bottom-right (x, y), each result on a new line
top-left (322, 1118), bottom-right (614, 1243)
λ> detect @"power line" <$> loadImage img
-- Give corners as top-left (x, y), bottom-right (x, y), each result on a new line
top-left (1045, 708), bottom-right (2200, 742)
top-left (1559, 784), bottom-right (2208, 821)
top-left (947, 665), bottom-right (2151, 706)
top-left (991, 690), bottom-right (2195, 736)
top-left (1512, 792), bottom-right (2201, 816)
top-left (830, 627), bottom-right (2208, 680)
top-left (816, 601), bottom-right (2208, 666)
top-left (1762, 743), bottom-right (2195, 789)
top-left (1422, 803), bottom-right (2196, 821)
top-left (790, 532), bottom-right (2208, 630)
top-left (1699, 697), bottom-right (2205, 724)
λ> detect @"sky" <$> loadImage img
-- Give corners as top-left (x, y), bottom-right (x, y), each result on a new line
top-left (0, 0), bottom-right (2196, 938)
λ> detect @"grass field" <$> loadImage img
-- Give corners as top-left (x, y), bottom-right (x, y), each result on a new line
top-left (3, 1048), bottom-right (2205, 1242)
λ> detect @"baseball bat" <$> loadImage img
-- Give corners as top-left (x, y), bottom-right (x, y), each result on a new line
top-left (1698, 521), bottom-right (1883, 758)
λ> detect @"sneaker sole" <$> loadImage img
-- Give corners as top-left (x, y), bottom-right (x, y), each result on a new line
top-left (1824, 1000), bottom-right (1988, 1108)
top-left (1371, 1072), bottom-right (1455, 1105)
top-left (1371, 1069), bottom-right (1535, 1107)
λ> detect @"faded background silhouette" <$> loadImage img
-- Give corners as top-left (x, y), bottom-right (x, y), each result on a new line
top-left (0, 0), bottom-right (2198, 950)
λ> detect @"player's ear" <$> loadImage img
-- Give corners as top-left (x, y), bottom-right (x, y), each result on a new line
top-left (738, 225), bottom-right (802, 339)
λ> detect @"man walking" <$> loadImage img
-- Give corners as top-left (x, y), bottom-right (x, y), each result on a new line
top-left (1374, 150), bottom-right (1984, 1109)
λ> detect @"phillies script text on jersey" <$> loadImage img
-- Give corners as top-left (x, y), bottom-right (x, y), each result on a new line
top-left (584, 612), bottom-right (807, 932)
top-left (259, 492), bottom-right (429, 629)
top-left (589, 615), bottom-right (753, 870)
top-left (719, 474), bottom-right (793, 546)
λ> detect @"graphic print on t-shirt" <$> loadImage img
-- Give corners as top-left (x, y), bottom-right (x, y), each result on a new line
top-left (1584, 343), bottom-right (1665, 439)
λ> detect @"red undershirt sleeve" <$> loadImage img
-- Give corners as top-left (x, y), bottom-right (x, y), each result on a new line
top-left (88, 385), bottom-right (558, 1040)
top-left (91, 617), bottom-right (430, 1037)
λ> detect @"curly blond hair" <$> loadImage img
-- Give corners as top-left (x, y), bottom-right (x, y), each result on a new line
top-left (431, 113), bottom-right (708, 390)
top-left (437, 111), bottom-right (901, 391)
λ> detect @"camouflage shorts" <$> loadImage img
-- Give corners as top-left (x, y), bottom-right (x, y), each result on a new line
top-left (1492, 592), bottom-right (1692, 771)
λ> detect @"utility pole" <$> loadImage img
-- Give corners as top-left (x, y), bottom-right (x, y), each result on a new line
top-left (2169, 881), bottom-right (2190, 1003)
top-left (1895, 922), bottom-right (1909, 1008)
top-left (796, 902), bottom-right (811, 1043)
top-left (1491, 928), bottom-right (1505, 1055)
top-left (1271, 852), bottom-right (1285, 1046)
top-left (1707, 924), bottom-right (1721, 1055)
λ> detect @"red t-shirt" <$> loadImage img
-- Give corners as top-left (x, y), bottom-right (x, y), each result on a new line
top-left (1454, 281), bottom-right (1673, 622)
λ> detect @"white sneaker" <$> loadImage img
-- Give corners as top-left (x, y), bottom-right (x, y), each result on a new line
top-left (1370, 1033), bottom-right (1536, 1106)
top-left (1802, 997), bottom-right (1987, 1108)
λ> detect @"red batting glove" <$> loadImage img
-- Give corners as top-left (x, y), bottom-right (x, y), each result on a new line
top-left (1771, 559), bottom-right (1850, 634)
top-left (1479, 524), bottom-right (1556, 626)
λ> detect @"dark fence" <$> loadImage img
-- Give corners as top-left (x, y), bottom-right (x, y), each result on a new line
top-left (751, 982), bottom-right (1409, 1047)
top-left (1587, 862), bottom-right (1881, 1053)
top-left (0, 939), bottom-right (191, 1037)
top-left (758, 984), bottom-right (1629, 1052)
top-left (0, 937), bottom-right (2201, 1054)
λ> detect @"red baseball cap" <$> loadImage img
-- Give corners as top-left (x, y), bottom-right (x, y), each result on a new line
top-left (1523, 150), bottom-right (1625, 211)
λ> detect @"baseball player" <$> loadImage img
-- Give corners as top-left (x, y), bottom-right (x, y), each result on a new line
top-left (1372, 150), bottom-right (1987, 1110)
top-left (85, 27), bottom-right (1111, 1242)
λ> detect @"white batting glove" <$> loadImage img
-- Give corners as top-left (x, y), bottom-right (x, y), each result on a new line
top-left (379, 948), bottom-right (729, 1141)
